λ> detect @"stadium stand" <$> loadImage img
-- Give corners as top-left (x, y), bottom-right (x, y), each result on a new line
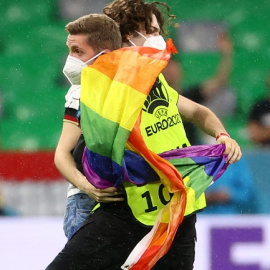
top-left (1, 0), bottom-right (270, 150)
top-left (57, 0), bottom-right (110, 21)
top-left (1, 0), bottom-right (270, 215)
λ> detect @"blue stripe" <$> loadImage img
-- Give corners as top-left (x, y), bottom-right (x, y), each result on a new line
top-left (191, 156), bottom-right (227, 180)
top-left (86, 149), bottom-right (123, 187)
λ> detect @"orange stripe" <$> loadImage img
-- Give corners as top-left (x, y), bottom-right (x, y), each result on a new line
top-left (88, 48), bottom-right (169, 95)
top-left (126, 116), bottom-right (187, 270)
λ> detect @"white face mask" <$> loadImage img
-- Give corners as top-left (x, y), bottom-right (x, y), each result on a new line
top-left (135, 31), bottom-right (167, 50)
top-left (143, 35), bottom-right (166, 50)
top-left (63, 50), bottom-right (106, 85)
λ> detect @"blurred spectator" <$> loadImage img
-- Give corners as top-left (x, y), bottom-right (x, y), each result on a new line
top-left (183, 33), bottom-right (234, 107)
top-left (57, 0), bottom-right (109, 21)
top-left (162, 57), bottom-right (182, 93)
top-left (200, 157), bottom-right (257, 214)
top-left (248, 73), bottom-right (270, 146)
top-left (0, 89), bottom-right (3, 147)
top-left (0, 188), bottom-right (19, 216)
top-left (164, 34), bottom-right (255, 215)
top-left (163, 32), bottom-right (236, 144)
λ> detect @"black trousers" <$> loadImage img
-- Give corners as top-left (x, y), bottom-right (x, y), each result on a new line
top-left (46, 202), bottom-right (197, 270)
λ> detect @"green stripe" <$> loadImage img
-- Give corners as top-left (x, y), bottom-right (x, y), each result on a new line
top-left (169, 157), bottom-right (213, 200)
top-left (80, 102), bottom-right (130, 165)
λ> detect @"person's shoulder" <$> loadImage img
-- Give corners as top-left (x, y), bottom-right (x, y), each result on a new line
top-left (158, 73), bottom-right (178, 93)
top-left (65, 85), bottom-right (81, 110)
top-left (158, 73), bottom-right (167, 84)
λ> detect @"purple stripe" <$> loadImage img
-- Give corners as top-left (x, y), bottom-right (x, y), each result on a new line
top-left (82, 149), bottom-right (115, 188)
top-left (160, 144), bottom-right (226, 160)
top-left (83, 144), bottom-right (228, 188)
top-left (160, 144), bottom-right (227, 182)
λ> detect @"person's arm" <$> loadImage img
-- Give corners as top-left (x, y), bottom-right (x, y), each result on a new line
top-left (205, 189), bottom-right (231, 205)
top-left (201, 33), bottom-right (233, 99)
top-left (178, 95), bottom-right (242, 164)
top-left (54, 121), bottom-right (124, 202)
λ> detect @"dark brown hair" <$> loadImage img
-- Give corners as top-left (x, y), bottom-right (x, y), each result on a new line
top-left (65, 14), bottom-right (122, 52)
top-left (103, 0), bottom-right (176, 43)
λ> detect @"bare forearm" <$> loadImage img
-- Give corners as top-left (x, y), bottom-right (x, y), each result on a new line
top-left (54, 149), bottom-right (124, 202)
top-left (179, 96), bottom-right (241, 163)
top-left (55, 122), bottom-right (124, 202)
top-left (192, 105), bottom-right (241, 163)
top-left (216, 52), bottom-right (233, 85)
top-left (188, 104), bottom-right (228, 138)
top-left (54, 150), bottom-right (90, 193)
top-left (202, 52), bottom-right (232, 98)
top-left (211, 33), bottom-right (233, 88)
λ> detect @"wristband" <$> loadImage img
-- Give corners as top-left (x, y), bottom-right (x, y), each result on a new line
top-left (216, 132), bottom-right (230, 141)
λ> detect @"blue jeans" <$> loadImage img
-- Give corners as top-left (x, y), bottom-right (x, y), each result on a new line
top-left (63, 193), bottom-right (97, 240)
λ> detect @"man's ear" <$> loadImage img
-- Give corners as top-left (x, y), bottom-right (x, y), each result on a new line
top-left (126, 34), bottom-right (132, 41)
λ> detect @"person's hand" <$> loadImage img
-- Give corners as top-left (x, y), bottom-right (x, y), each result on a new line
top-left (205, 190), bottom-right (230, 204)
top-left (83, 180), bottom-right (124, 203)
top-left (216, 135), bottom-right (242, 164)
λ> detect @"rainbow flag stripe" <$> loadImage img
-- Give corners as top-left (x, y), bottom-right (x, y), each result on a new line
top-left (80, 41), bottom-right (227, 270)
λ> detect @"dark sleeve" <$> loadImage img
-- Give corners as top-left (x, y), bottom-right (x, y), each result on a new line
top-left (72, 134), bottom-right (86, 175)
top-left (249, 100), bottom-right (267, 121)
top-left (182, 84), bottom-right (205, 104)
top-left (249, 105), bottom-right (259, 121)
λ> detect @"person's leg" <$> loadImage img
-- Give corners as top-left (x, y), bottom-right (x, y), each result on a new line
top-left (63, 193), bottom-right (96, 240)
top-left (46, 203), bottom-right (150, 270)
top-left (152, 214), bottom-right (197, 270)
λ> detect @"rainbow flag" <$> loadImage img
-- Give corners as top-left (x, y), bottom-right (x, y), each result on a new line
top-left (80, 41), bottom-right (228, 269)
top-left (83, 142), bottom-right (228, 269)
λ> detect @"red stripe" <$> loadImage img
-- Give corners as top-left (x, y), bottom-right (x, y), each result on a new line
top-left (64, 114), bottom-right (79, 124)
top-left (0, 151), bottom-right (63, 181)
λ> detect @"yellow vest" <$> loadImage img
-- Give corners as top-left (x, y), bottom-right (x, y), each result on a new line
top-left (124, 74), bottom-right (206, 226)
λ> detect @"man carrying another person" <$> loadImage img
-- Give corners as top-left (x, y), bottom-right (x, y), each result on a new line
top-left (49, 1), bottom-right (241, 269)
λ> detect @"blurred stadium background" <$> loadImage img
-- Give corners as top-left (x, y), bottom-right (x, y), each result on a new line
top-left (0, 0), bottom-right (270, 269)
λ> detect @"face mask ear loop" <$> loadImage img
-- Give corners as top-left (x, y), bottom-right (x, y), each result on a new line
top-left (85, 50), bottom-right (107, 65)
top-left (135, 31), bottom-right (147, 40)
top-left (64, 74), bottom-right (73, 86)
top-left (129, 40), bottom-right (137, 47)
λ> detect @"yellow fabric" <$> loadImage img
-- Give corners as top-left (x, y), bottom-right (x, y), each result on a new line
top-left (124, 181), bottom-right (206, 226)
top-left (140, 74), bottom-right (190, 152)
top-left (81, 68), bottom-right (147, 131)
top-left (125, 74), bottom-right (206, 226)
